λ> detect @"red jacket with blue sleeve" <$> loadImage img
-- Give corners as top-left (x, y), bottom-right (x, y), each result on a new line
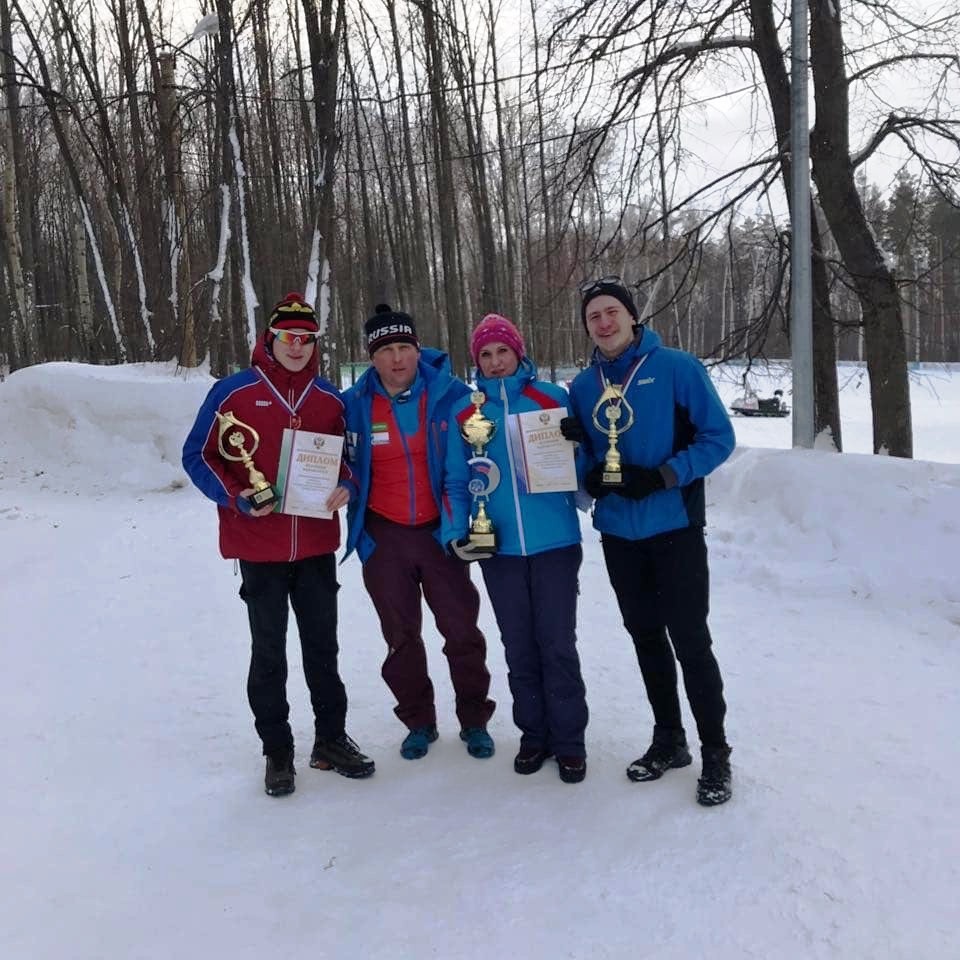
top-left (182, 337), bottom-right (353, 562)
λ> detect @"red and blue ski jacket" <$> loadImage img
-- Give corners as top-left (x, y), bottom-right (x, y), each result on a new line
top-left (182, 337), bottom-right (353, 562)
top-left (342, 348), bottom-right (469, 563)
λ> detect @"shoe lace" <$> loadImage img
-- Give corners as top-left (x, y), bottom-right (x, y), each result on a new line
top-left (334, 733), bottom-right (361, 756)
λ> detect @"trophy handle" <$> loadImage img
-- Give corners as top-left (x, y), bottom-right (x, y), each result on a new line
top-left (214, 411), bottom-right (276, 509)
top-left (591, 384), bottom-right (635, 486)
top-left (591, 385), bottom-right (634, 434)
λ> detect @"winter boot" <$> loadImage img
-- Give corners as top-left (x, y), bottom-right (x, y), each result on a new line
top-left (626, 726), bottom-right (693, 782)
top-left (310, 733), bottom-right (376, 779)
top-left (557, 756), bottom-right (587, 784)
top-left (459, 727), bottom-right (495, 759)
top-left (264, 750), bottom-right (295, 797)
top-left (514, 745), bottom-right (553, 775)
top-left (400, 725), bottom-right (439, 760)
top-left (696, 745), bottom-right (732, 806)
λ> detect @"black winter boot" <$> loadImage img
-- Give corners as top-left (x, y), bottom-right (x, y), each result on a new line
top-left (310, 733), bottom-right (375, 779)
top-left (696, 745), bottom-right (732, 806)
top-left (265, 750), bottom-right (296, 796)
top-left (557, 756), bottom-right (587, 784)
top-left (626, 726), bottom-right (693, 782)
top-left (514, 746), bottom-right (553, 775)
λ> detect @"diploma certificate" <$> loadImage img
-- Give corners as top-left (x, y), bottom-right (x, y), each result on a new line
top-left (275, 429), bottom-right (344, 518)
top-left (508, 408), bottom-right (578, 494)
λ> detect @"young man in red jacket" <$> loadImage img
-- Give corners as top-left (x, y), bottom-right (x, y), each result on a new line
top-left (183, 292), bottom-right (374, 797)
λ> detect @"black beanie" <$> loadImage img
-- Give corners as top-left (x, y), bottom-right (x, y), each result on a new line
top-left (365, 303), bottom-right (420, 356)
top-left (580, 280), bottom-right (639, 330)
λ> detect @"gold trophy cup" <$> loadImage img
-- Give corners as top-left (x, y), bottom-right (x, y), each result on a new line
top-left (591, 383), bottom-right (635, 487)
top-left (215, 411), bottom-right (278, 510)
top-left (460, 391), bottom-right (500, 549)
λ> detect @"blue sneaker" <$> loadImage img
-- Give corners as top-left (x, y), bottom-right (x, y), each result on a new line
top-left (460, 727), bottom-right (495, 759)
top-left (400, 725), bottom-right (438, 760)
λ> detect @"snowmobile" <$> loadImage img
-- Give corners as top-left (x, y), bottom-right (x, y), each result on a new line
top-left (729, 388), bottom-right (790, 417)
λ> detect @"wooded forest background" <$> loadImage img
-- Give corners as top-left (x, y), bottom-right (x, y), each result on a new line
top-left (1, 0), bottom-right (958, 456)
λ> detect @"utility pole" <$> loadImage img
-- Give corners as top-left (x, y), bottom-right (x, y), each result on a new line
top-left (790, 0), bottom-right (815, 447)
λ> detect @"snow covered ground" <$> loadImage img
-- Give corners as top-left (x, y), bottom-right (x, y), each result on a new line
top-left (1, 360), bottom-right (958, 960)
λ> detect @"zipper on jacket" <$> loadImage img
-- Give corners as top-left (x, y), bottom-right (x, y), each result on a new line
top-left (499, 379), bottom-right (528, 555)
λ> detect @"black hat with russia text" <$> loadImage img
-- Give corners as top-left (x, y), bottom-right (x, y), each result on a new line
top-left (365, 303), bottom-right (420, 356)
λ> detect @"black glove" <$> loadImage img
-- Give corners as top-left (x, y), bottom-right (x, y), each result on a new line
top-left (584, 464), bottom-right (613, 500)
top-left (620, 465), bottom-right (666, 500)
top-left (559, 416), bottom-right (585, 444)
top-left (449, 537), bottom-right (497, 562)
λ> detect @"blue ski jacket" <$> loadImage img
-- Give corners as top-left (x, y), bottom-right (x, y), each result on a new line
top-left (442, 358), bottom-right (583, 557)
top-left (342, 348), bottom-right (470, 563)
top-left (568, 327), bottom-right (735, 541)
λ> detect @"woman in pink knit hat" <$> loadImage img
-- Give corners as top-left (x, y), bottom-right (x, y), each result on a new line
top-left (442, 313), bottom-right (590, 783)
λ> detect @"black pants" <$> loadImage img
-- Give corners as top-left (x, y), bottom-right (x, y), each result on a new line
top-left (602, 526), bottom-right (727, 749)
top-left (239, 554), bottom-right (347, 756)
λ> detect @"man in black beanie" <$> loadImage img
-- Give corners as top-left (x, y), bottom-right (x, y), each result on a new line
top-left (563, 275), bottom-right (737, 807)
top-left (341, 304), bottom-right (496, 763)
top-left (363, 303), bottom-right (420, 356)
top-left (579, 277), bottom-right (640, 332)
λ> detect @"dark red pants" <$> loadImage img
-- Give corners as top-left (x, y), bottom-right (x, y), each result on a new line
top-left (361, 512), bottom-right (495, 730)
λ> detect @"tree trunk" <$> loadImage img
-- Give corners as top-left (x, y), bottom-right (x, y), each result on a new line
top-left (0, 0), bottom-right (37, 368)
top-left (809, 0), bottom-right (911, 456)
top-left (157, 53), bottom-right (196, 367)
top-left (750, 0), bottom-right (841, 449)
top-left (300, 0), bottom-right (344, 381)
top-left (421, 0), bottom-right (461, 365)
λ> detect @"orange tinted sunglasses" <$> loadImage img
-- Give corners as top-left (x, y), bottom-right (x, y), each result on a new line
top-left (270, 327), bottom-right (319, 345)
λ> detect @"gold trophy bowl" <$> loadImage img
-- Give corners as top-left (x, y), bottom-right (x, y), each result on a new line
top-left (591, 384), bottom-right (635, 487)
top-left (215, 410), bottom-right (278, 510)
top-left (460, 391), bottom-right (499, 548)
top-left (461, 390), bottom-right (497, 456)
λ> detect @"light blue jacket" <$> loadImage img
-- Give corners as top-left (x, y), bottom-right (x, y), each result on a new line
top-left (568, 327), bottom-right (735, 540)
top-left (442, 358), bottom-right (582, 557)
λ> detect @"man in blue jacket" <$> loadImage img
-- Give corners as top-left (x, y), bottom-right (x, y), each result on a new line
top-left (342, 305), bottom-right (496, 762)
top-left (564, 278), bottom-right (736, 805)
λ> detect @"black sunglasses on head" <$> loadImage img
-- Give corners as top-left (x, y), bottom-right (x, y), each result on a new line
top-left (578, 274), bottom-right (625, 296)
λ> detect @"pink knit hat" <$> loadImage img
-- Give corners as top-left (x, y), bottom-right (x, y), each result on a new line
top-left (470, 313), bottom-right (526, 365)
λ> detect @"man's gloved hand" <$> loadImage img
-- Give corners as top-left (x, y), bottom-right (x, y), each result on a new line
top-left (585, 464), bottom-right (666, 500)
top-left (449, 537), bottom-right (497, 562)
top-left (584, 464), bottom-right (613, 500)
top-left (559, 416), bottom-right (585, 444)
top-left (620, 465), bottom-right (667, 500)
